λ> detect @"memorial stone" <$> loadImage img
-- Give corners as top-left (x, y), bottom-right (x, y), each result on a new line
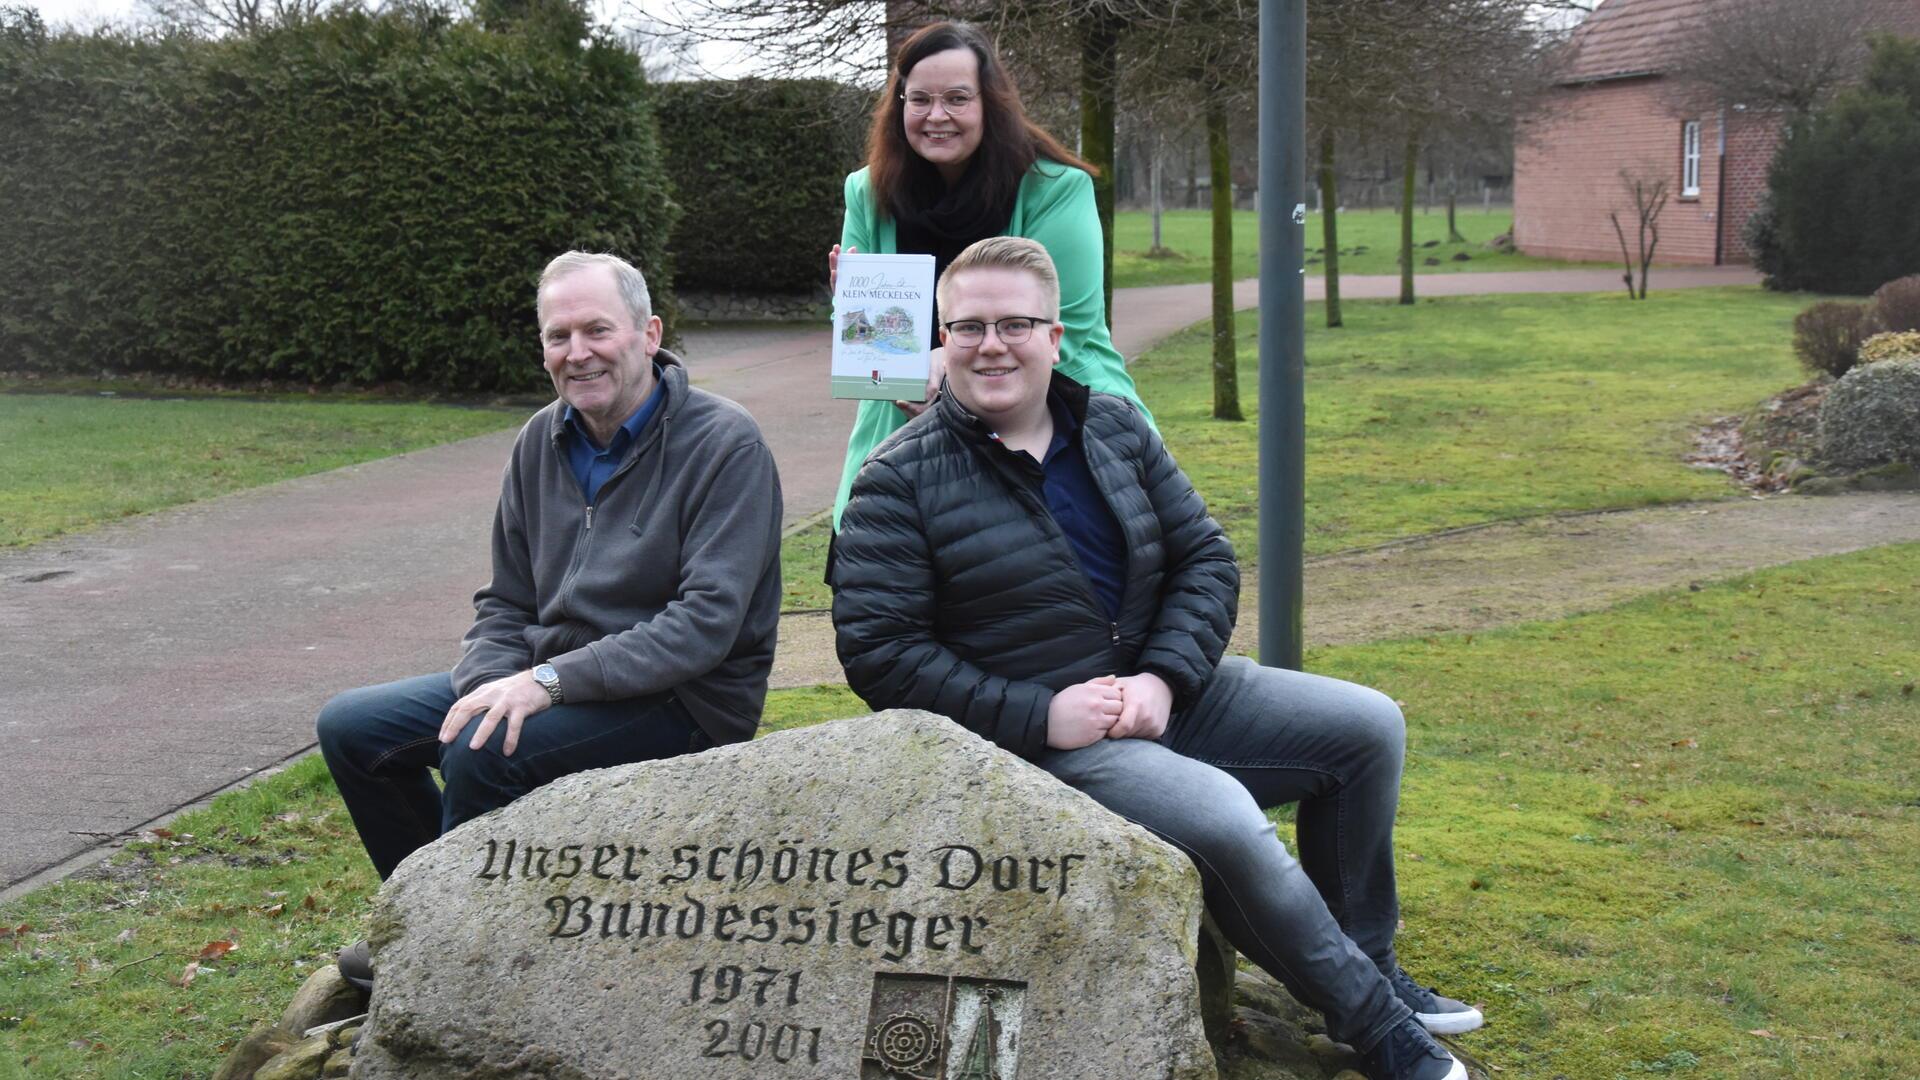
top-left (353, 711), bottom-right (1218, 1079)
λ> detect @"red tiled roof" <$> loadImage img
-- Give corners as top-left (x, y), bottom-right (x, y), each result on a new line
top-left (1559, 0), bottom-right (1714, 83)
top-left (1560, 0), bottom-right (1920, 85)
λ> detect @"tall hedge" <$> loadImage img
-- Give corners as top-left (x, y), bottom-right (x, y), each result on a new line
top-left (1752, 35), bottom-right (1920, 296)
top-left (0, 9), bottom-right (676, 390)
top-left (655, 79), bottom-right (868, 295)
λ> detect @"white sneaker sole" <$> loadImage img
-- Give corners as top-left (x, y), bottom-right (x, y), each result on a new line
top-left (1439, 1055), bottom-right (1468, 1080)
top-left (1417, 1006), bottom-right (1484, 1035)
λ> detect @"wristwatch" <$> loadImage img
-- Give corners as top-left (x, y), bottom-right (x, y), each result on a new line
top-left (532, 663), bottom-right (564, 705)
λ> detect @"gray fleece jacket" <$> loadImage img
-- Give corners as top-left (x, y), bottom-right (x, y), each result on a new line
top-left (451, 350), bottom-right (782, 745)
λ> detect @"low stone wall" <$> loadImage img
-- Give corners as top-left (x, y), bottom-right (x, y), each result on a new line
top-left (677, 288), bottom-right (830, 323)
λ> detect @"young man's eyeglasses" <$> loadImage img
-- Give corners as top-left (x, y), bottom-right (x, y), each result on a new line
top-left (901, 90), bottom-right (977, 115)
top-left (941, 316), bottom-right (1053, 347)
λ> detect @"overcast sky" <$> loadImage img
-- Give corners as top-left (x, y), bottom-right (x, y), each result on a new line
top-left (28, 0), bottom-right (142, 27)
top-left (16, 0), bottom-right (877, 79)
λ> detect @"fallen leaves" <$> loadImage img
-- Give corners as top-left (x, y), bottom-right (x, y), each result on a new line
top-left (167, 939), bottom-right (240, 987)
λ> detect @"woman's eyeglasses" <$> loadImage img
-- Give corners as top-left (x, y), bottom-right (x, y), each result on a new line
top-left (942, 316), bottom-right (1052, 346)
top-left (901, 90), bottom-right (977, 115)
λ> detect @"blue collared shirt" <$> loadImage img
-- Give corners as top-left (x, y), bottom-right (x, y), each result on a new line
top-left (1026, 392), bottom-right (1127, 621)
top-left (562, 365), bottom-right (665, 505)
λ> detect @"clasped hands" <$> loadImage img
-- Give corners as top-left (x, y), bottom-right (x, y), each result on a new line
top-left (437, 670), bottom-right (551, 757)
top-left (1045, 672), bottom-right (1173, 750)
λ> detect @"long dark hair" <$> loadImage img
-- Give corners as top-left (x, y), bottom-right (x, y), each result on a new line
top-left (867, 22), bottom-right (1092, 224)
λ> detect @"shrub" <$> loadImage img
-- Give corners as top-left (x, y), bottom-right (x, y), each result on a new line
top-left (1756, 36), bottom-right (1920, 295)
top-left (1792, 301), bottom-right (1879, 378)
top-left (1818, 356), bottom-right (1920, 469)
top-left (1872, 274), bottom-right (1920, 333)
top-left (1861, 330), bottom-right (1920, 363)
top-left (0, 10), bottom-right (676, 390)
top-left (655, 79), bottom-right (869, 296)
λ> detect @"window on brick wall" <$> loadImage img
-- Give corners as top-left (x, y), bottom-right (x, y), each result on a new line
top-left (1682, 120), bottom-right (1702, 198)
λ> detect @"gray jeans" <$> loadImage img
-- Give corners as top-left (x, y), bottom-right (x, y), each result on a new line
top-left (1035, 657), bottom-right (1411, 1051)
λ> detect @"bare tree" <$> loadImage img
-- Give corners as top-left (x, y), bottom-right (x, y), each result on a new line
top-left (1665, 0), bottom-right (1896, 118)
top-left (622, 13), bottom-right (704, 80)
top-left (1376, 0), bottom-right (1558, 305)
top-left (1608, 170), bottom-right (1667, 300)
top-left (1120, 0), bottom-right (1254, 420)
top-left (139, 0), bottom-right (329, 34)
top-left (1307, 0), bottom-right (1564, 315)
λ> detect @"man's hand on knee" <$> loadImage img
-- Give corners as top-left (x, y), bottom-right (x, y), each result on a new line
top-left (439, 672), bottom-right (552, 757)
top-left (1046, 676), bottom-right (1124, 750)
top-left (1109, 672), bottom-right (1172, 741)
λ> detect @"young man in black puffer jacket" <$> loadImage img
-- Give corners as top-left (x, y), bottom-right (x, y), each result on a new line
top-left (831, 237), bottom-right (1479, 1080)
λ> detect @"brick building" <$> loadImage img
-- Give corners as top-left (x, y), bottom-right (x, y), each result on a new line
top-left (1514, 0), bottom-right (1920, 266)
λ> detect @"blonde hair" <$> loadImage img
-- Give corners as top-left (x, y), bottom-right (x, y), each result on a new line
top-left (936, 236), bottom-right (1062, 321)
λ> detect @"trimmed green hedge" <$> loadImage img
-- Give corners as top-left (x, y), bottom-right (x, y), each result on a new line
top-left (0, 9), bottom-right (676, 390)
top-left (656, 79), bottom-right (868, 295)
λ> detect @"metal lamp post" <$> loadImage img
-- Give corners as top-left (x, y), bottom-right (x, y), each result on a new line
top-left (1257, 0), bottom-right (1306, 670)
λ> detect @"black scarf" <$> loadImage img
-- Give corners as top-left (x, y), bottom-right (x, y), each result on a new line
top-left (894, 159), bottom-right (1018, 347)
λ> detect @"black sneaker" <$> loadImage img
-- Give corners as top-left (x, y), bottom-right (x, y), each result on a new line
top-left (337, 940), bottom-right (373, 992)
top-left (1359, 1016), bottom-right (1466, 1080)
top-left (1388, 966), bottom-right (1484, 1034)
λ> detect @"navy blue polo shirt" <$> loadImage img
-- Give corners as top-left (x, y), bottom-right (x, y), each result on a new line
top-left (561, 364), bottom-right (665, 505)
top-left (1014, 391), bottom-right (1127, 621)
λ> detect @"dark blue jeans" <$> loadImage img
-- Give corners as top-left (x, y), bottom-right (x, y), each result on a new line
top-left (1036, 657), bottom-right (1411, 1052)
top-left (316, 672), bottom-right (704, 880)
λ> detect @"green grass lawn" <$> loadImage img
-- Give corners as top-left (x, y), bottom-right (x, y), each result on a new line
top-left (1112, 207), bottom-right (1593, 289)
top-left (779, 286), bottom-right (1808, 609)
top-left (5, 288), bottom-right (1806, 624)
top-left (5, 546), bottom-right (1913, 1077)
top-left (0, 393), bottom-right (528, 548)
top-left (1149, 287), bottom-right (1808, 563)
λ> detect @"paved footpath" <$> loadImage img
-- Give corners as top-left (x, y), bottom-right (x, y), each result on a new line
top-left (0, 266), bottom-right (1760, 897)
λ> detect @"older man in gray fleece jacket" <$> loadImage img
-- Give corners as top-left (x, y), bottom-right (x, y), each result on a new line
top-left (316, 251), bottom-right (781, 984)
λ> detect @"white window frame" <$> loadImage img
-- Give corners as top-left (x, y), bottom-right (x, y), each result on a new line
top-left (1681, 120), bottom-right (1702, 198)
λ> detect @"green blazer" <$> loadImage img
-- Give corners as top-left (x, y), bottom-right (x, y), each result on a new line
top-left (832, 160), bottom-right (1155, 528)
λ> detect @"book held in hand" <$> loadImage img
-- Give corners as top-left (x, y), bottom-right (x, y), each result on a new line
top-left (831, 253), bottom-right (936, 401)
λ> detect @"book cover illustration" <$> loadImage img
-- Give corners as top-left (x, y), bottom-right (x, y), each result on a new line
top-left (831, 253), bottom-right (935, 401)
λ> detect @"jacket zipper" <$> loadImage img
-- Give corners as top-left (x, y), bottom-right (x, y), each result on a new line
top-left (555, 402), bottom-right (668, 622)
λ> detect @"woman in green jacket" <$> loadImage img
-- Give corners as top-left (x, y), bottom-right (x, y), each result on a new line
top-left (829, 20), bottom-right (1152, 529)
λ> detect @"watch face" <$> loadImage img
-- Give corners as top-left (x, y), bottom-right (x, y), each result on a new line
top-left (533, 664), bottom-right (557, 683)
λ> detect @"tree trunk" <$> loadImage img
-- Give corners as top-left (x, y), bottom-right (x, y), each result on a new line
top-left (1399, 130), bottom-right (1417, 306)
top-left (1150, 149), bottom-right (1164, 252)
top-left (1447, 168), bottom-right (1465, 242)
top-left (1078, 14), bottom-right (1121, 331)
top-left (1207, 94), bottom-right (1242, 421)
top-left (1318, 128), bottom-right (1342, 329)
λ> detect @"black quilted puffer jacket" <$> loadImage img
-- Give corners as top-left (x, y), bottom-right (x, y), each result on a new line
top-left (830, 373), bottom-right (1239, 760)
